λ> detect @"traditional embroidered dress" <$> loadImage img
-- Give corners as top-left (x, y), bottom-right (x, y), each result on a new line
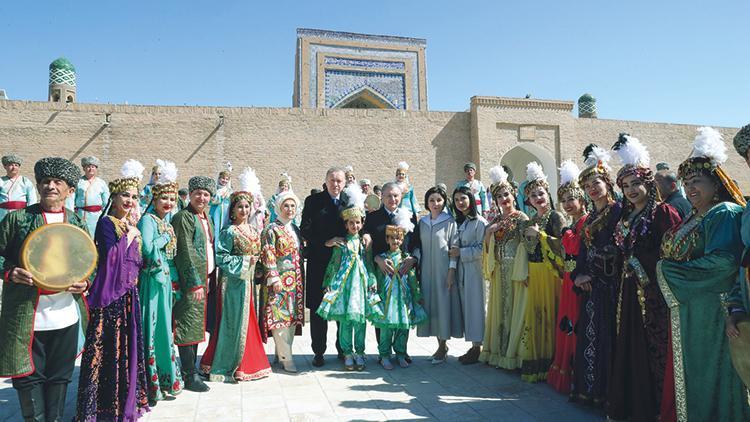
top-left (547, 215), bottom-right (587, 393)
top-left (0, 175), bottom-right (37, 222)
top-left (209, 185), bottom-right (232, 246)
top-left (399, 183), bottom-right (421, 215)
top-left (456, 216), bottom-right (488, 343)
top-left (76, 216), bottom-right (150, 421)
top-left (570, 201), bottom-right (623, 405)
top-left (317, 234), bottom-right (382, 355)
top-left (260, 220), bottom-right (305, 339)
top-left (205, 224), bottom-right (271, 382)
top-left (607, 203), bottom-right (680, 421)
top-left (67, 176), bottom-right (110, 237)
top-left (137, 212), bottom-right (183, 402)
top-left (373, 250), bottom-right (427, 359)
top-left (479, 210), bottom-right (528, 367)
top-left (658, 203), bottom-right (750, 421)
top-left (455, 179), bottom-right (490, 216)
top-left (415, 212), bottom-right (463, 340)
top-left (519, 209), bottom-right (564, 382)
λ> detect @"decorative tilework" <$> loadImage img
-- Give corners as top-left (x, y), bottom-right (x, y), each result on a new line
top-left (324, 57), bottom-right (405, 71)
top-left (324, 70), bottom-right (405, 109)
top-left (49, 68), bottom-right (77, 87)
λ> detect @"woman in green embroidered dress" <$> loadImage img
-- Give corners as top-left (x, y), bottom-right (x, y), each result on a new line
top-left (658, 127), bottom-right (750, 422)
top-left (138, 160), bottom-right (183, 404)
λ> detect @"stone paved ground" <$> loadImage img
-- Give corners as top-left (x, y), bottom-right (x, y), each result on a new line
top-left (1, 322), bottom-right (604, 421)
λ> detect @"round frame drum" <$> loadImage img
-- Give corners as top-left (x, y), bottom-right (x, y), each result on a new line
top-left (365, 194), bottom-right (381, 212)
top-left (20, 223), bottom-right (97, 292)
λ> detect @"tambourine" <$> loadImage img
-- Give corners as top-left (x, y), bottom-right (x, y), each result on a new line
top-left (364, 194), bottom-right (381, 212)
top-left (20, 223), bottom-right (98, 291)
top-left (729, 318), bottom-right (750, 388)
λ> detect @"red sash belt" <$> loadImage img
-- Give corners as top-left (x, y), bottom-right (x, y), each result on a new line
top-left (76, 205), bottom-right (103, 212)
top-left (475, 199), bottom-right (482, 206)
top-left (0, 201), bottom-right (27, 210)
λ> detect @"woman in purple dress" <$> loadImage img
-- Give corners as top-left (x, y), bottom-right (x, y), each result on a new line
top-left (76, 160), bottom-right (150, 421)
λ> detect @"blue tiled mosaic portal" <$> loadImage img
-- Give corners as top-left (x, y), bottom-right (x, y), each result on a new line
top-left (324, 70), bottom-right (406, 109)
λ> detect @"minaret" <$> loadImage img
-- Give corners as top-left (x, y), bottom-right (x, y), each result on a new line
top-left (578, 93), bottom-right (597, 118)
top-left (48, 57), bottom-right (76, 103)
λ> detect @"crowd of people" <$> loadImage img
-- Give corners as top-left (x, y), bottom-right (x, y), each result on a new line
top-left (1, 123), bottom-right (750, 421)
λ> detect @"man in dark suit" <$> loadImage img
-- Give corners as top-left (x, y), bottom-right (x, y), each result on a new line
top-left (363, 182), bottom-right (419, 363)
top-left (301, 167), bottom-right (349, 367)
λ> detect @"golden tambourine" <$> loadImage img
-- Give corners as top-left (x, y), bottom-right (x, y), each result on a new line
top-left (729, 318), bottom-right (750, 388)
top-left (20, 223), bottom-right (98, 292)
top-left (365, 194), bottom-right (381, 212)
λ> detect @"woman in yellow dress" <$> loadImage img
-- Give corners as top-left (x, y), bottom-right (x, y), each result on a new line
top-left (519, 162), bottom-right (565, 382)
top-left (479, 166), bottom-right (529, 367)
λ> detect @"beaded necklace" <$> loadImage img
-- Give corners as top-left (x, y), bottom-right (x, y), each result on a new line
top-left (493, 210), bottom-right (522, 242)
top-left (583, 201), bottom-right (614, 248)
top-left (661, 210), bottom-right (701, 262)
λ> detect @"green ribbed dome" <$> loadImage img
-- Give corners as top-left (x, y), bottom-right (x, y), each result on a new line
top-left (49, 57), bottom-right (76, 72)
top-left (578, 93), bottom-right (595, 103)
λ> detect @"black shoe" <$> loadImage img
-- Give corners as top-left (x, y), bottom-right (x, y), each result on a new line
top-left (461, 346), bottom-right (481, 365)
top-left (404, 355), bottom-right (412, 364)
top-left (312, 355), bottom-right (325, 367)
top-left (184, 374), bottom-right (210, 392)
top-left (17, 386), bottom-right (45, 422)
top-left (44, 383), bottom-right (68, 422)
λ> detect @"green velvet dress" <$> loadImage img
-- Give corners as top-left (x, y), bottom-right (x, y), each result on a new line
top-left (657, 202), bottom-right (750, 421)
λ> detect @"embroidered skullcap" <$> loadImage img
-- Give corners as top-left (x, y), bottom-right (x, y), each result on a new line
top-left (464, 162), bottom-right (477, 171)
top-left (655, 162), bottom-right (670, 171)
top-left (733, 124), bottom-right (750, 158)
top-left (188, 176), bottom-right (216, 196)
top-left (2, 154), bottom-right (22, 166)
top-left (359, 178), bottom-right (371, 186)
top-left (34, 157), bottom-right (81, 187)
top-left (81, 156), bottom-right (100, 167)
top-left (178, 188), bottom-right (189, 196)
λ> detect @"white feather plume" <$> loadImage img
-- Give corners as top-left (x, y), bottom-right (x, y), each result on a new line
top-left (156, 159), bottom-right (177, 184)
top-left (343, 183), bottom-right (366, 210)
top-left (397, 161), bottom-right (410, 171)
top-left (691, 126), bottom-right (728, 165)
top-left (344, 165), bottom-right (354, 173)
top-left (280, 172), bottom-right (292, 183)
top-left (225, 161), bottom-right (233, 173)
top-left (615, 135), bottom-right (650, 167)
top-left (525, 161), bottom-right (547, 183)
top-left (558, 160), bottom-right (581, 187)
top-left (584, 145), bottom-right (612, 169)
top-left (393, 207), bottom-right (415, 233)
top-left (120, 159), bottom-right (145, 181)
top-left (488, 165), bottom-right (508, 186)
top-left (238, 167), bottom-right (262, 195)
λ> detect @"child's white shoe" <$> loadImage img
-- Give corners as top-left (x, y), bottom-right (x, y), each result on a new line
top-left (355, 355), bottom-right (366, 371)
top-left (380, 358), bottom-right (394, 370)
top-left (398, 357), bottom-right (410, 368)
top-left (344, 355), bottom-right (355, 371)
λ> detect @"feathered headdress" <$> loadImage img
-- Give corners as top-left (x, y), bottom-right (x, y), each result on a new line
top-left (678, 127), bottom-right (745, 206)
top-left (488, 165), bottom-right (514, 197)
top-left (397, 161), bottom-right (410, 172)
top-left (387, 208), bottom-right (415, 239)
top-left (579, 144), bottom-right (613, 187)
top-left (341, 182), bottom-right (367, 221)
top-left (152, 159), bottom-right (179, 197)
top-left (109, 159), bottom-right (145, 193)
top-left (614, 134), bottom-right (654, 187)
top-left (219, 161), bottom-right (233, 178)
top-left (524, 161), bottom-right (549, 195)
top-left (231, 167), bottom-right (262, 205)
top-left (558, 160), bottom-right (585, 201)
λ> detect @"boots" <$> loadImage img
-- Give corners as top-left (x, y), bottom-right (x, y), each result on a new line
top-left (183, 373), bottom-right (210, 392)
top-left (44, 384), bottom-right (68, 422)
top-left (17, 386), bottom-right (45, 422)
top-left (459, 345), bottom-right (481, 365)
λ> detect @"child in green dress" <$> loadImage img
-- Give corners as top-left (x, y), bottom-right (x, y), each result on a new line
top-left (374, 213), bottom-right (427, 370)
top-left (316, 184), bottom-right (383, 371)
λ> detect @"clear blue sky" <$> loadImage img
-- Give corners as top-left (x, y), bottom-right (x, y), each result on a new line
top-left (1, 1), bottom-right (748, 127)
